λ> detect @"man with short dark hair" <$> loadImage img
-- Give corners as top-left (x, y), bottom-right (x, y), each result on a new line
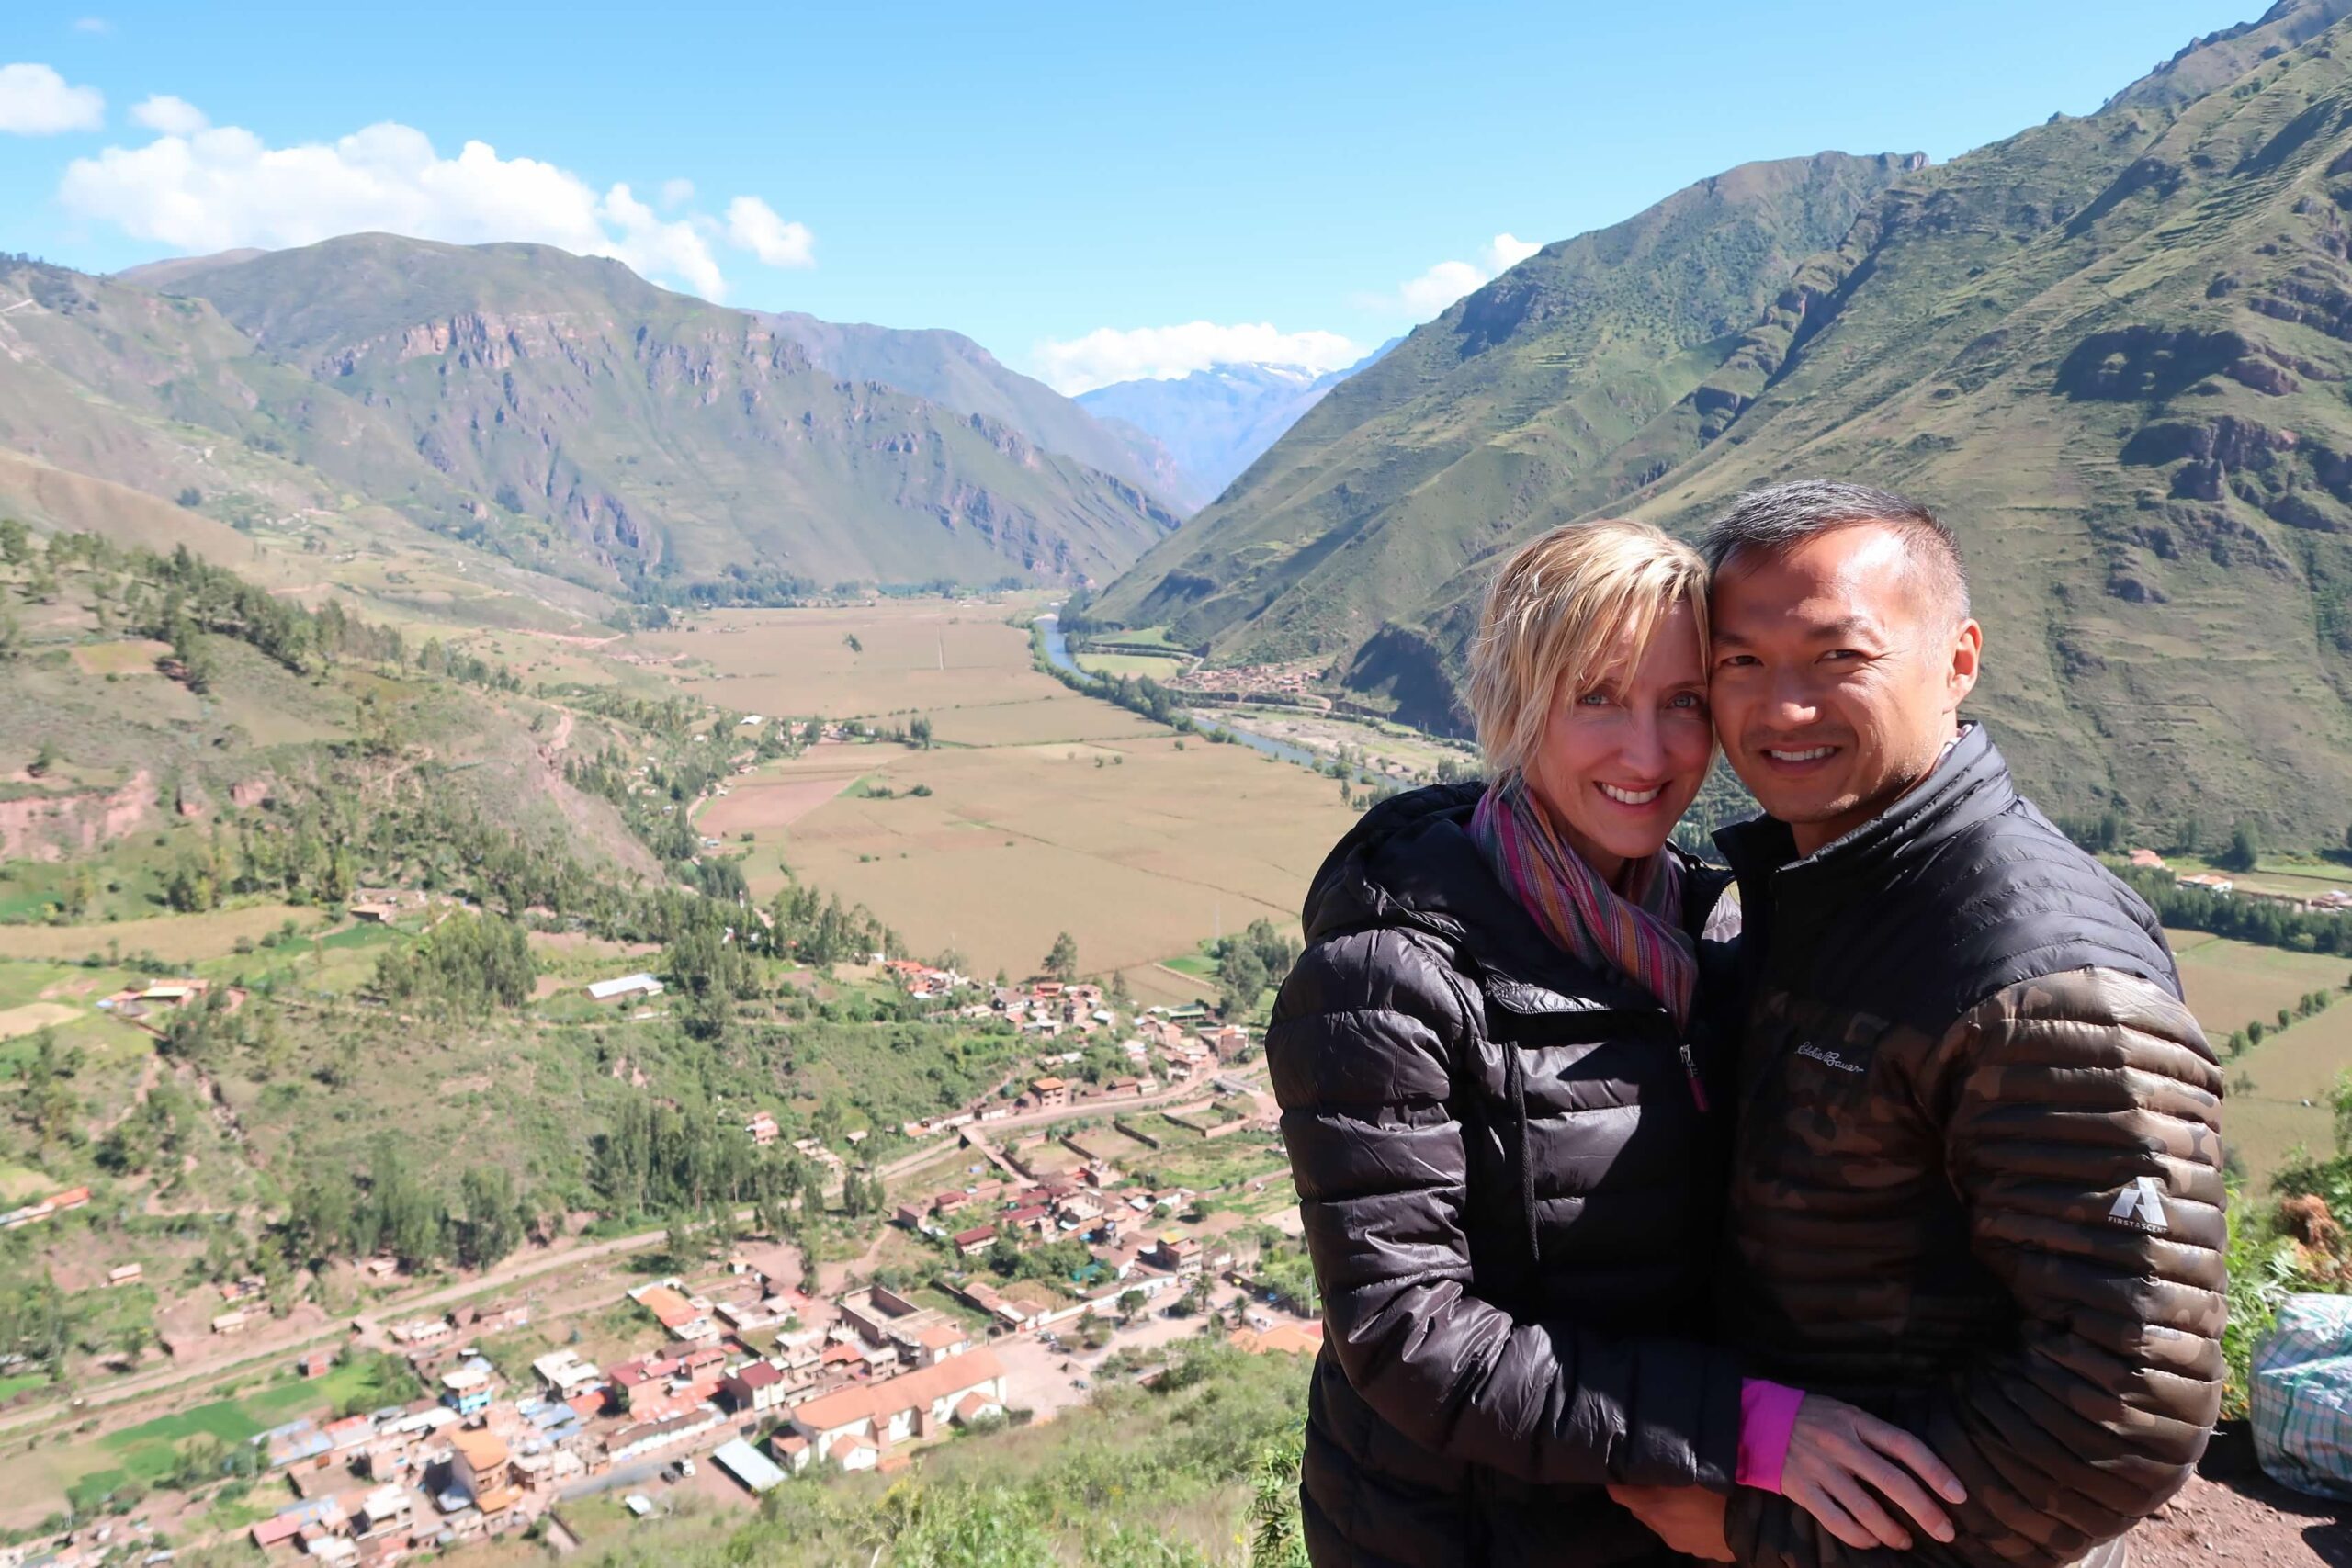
top-left (1612, 480), bottom-right (2225, 1568)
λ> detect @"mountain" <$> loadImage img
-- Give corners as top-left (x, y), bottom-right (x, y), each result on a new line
top-left (0, 235), bottom-right (1182, 592)
top-left (1094, 0), bottom-right (2352, 840)
top-left (1076, 345), bottom-right (1397, 511)
top-left (1092, 151), bottom-right (1922, 652)
top-left (751, 310), bottom-right (1186, 503)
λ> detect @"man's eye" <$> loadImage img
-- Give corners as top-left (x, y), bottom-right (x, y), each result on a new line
top-left (1821, 649), bottom-right (1861, 663)
top-left (1716, 655), bottom-right (1758, 670)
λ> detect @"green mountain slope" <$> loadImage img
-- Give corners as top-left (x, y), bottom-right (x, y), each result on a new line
top-left (1102, 0), bottom-right (2352, 840)
top-left (151, 236), bottom-right (1182, 587)
top-left (1089, 151), bottom-right (1923, 652)
top-left (1, 237), bottom-right (1181, 594)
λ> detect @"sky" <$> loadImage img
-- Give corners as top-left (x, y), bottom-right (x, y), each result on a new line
top-left (0, 0), bottom-right (2277, 392)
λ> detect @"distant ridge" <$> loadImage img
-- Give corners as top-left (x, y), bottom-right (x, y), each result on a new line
top-left (1076, 342), bottom-right (1399, 512)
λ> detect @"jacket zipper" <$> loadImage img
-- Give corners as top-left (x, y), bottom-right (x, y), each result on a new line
top-left (1679, 1042), bottom-right (1711, 1114)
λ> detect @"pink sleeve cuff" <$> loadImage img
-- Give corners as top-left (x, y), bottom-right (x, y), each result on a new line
top-left (1736, 1379), bottom-right (1804, 1494)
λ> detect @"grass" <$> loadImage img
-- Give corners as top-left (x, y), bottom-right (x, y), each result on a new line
top-left (16, 1356), bottom-right (394, 1514)
top-left (0, 904), bottom-right (329, 963)
top-left (2166, 929), bottom-right (2352, 1183)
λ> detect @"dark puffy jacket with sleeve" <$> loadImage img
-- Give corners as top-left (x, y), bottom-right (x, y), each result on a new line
top-left (1267, 781), bottom-right (1747, 1567)
top-left (1713, 725), bottom-right (2226, 1568)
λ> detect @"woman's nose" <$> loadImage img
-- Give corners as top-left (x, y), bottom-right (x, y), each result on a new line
top-left (1620, 711), bottom-right (1668, 772)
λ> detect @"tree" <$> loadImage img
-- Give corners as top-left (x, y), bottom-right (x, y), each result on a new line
top-left (458, 1165), bottom-right (525, 1270)
top-left (1118, 1288), bottom-right (1148, 1324)
top-left (1042, 931), bottom-right (1080, 983)
top-left (1218, 943), bottom-right (1268, 1021)
top-left (27, 738), bottom-right (55, 777)
top-left (2218, 821), bottom-right (2260, 874)
top-left (909, 715), bottom-right (933, 750)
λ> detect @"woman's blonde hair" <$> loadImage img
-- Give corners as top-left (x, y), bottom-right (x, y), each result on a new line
top-left (1466, 518), bottom-right (1711, 780)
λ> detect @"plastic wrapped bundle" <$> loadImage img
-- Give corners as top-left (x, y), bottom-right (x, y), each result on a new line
top-left (2251, 1292), bottom-right (2352, 1501)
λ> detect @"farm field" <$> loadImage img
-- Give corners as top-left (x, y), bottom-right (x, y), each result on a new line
top-left (660, 602), bottom-right (1360, 981)
top-left (737, 730), bottom-right (1355, 979)
top-left (629, 600), bottom-right (1046, 719)
top-left (0, 903), bottom-right (328, 964)
top-left (2168, 930), bottom-right (2352, 1181)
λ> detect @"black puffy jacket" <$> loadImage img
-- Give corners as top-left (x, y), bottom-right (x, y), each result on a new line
top-left (1713, 725), bottom-right (2225, 1568)
top-left (1267, 782), bottom-right (1747, 1568)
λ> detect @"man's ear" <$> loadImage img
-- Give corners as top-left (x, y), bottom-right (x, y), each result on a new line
top-left (1947, 618), bottom-right (1982, 711)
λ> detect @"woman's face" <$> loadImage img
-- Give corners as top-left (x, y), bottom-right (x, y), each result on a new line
top-left (1522, 599), bottom-right (1713, 882)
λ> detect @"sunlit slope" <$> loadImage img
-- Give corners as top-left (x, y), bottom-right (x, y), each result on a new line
top-left (1372, 7), bottom-right (2352, 835)
top-left (1090, 152), bottom-right (1920, 654)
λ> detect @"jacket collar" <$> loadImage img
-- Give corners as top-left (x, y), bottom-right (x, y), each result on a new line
top-left (1714, 722), bottom-right (2015, 933)
top-left (1302, 782), bottom-right (1680, 1016)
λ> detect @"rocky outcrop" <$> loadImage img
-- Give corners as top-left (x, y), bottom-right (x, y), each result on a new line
top-left (2057, 324), bottom-right (2324, 400)
top-left (0, 770), bottom-right (158, 862)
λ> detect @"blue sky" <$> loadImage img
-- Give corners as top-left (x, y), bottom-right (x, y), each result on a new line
top-left (0, 1), bottom-right (2269, 389)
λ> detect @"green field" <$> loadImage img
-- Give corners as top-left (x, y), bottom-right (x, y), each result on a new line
top-left (16, 1356), bottom-right (395, 1514)
top-left (2169, 930), bottom-right (2352, 1183)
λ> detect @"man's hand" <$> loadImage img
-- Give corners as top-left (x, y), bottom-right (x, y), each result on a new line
top-left (1608, 1484), bottom-right (1732, 1562)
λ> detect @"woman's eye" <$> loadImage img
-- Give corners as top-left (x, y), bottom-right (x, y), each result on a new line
top-left (1667, 693), bottom-right (1704, 710)
top-left (1577, 690), bottom-right (1613, 706)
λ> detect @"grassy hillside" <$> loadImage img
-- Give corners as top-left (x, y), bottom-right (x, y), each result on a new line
top-left (0, 238), bottom-right (1182, 600)
top-left (1089, 151), bottom-right (1921, 655)
top-left (1096, 0), bottom-right (2352, 843)
top-left (160, 237), bottom-right (1181, 590)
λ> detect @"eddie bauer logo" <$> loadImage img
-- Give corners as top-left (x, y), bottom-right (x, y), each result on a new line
top-left (1794, 1041), bottom-right (1865, 1074)
top-left (2108, 1177), bottom-right (2169, 1234)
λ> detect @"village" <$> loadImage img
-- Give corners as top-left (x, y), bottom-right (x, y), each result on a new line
top-left (0, 958), bottom-right (1321, 1568)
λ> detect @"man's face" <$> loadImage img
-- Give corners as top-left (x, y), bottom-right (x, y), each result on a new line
top-left (1708, 523), bottom-right (1980, 855)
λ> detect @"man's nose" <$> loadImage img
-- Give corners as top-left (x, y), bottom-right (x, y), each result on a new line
top-left (1768, 672), bottom-right (1820, 725)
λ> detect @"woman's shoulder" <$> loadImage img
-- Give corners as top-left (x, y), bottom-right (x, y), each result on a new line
top-left (1280, 917), bottom-right (1481, 1036)
top-left (1670, 845), bottom-right (1742, 943)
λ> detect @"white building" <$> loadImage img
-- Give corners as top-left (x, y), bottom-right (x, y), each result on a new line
top-left (786, 1348), bottom-right (1006, 1467)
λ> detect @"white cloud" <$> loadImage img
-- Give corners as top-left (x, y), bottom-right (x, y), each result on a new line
top-left (0, 62), bottom-right (104, 134)
top-left (725, 195), bottom-right (814, 268)
top-left (59, 118), bottom-right (749, 300)
top-left (1485, 232), bottom-right (1541, 272)
top-left (72, 17), bottom-right (112, 35)
top-left (130, 94), bottom-right (206, 135)
top-left (658, 176), bottom-right (695, 209)
top-left (1031, 321), bottom-right (1364, 396)
top-left (1363, 231), bottom-right (1546, 319)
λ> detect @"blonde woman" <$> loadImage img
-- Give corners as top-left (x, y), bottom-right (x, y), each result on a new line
top-left (1265, 520), bottom-right (1964, 1568)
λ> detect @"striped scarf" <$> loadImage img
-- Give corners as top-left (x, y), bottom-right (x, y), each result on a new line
top-left (1470, 775), bottom-right (1698, 1032)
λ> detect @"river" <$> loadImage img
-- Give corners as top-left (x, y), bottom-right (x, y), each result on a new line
top-left (1035, 611), bottom-right (1324, 770)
